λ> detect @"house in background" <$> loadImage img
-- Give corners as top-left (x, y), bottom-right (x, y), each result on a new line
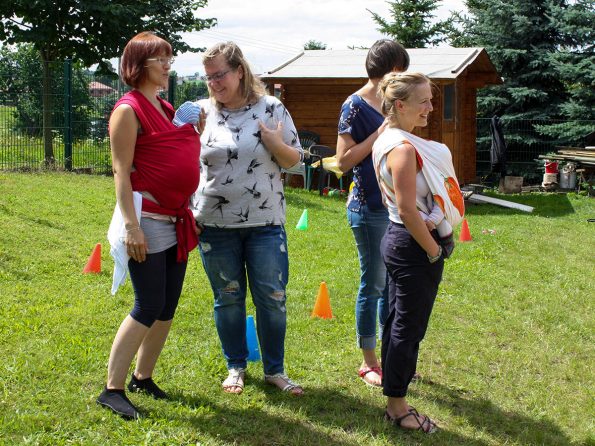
top-left (260, 48), bottom-right (501, 184)
top-left (88, 81), bottom-right (115, 97)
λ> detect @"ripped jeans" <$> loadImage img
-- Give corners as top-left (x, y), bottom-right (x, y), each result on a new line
top-left (198, 225), bottom-right (289, 375)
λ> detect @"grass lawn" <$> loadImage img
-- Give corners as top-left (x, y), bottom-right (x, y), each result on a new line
top-left (0, 172), bottom-right (593, 446)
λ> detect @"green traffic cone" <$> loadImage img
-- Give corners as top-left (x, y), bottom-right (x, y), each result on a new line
top-left (296, 209), bottom-right (308, 230)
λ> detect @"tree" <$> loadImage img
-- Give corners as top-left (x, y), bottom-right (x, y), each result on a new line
top-left (0, 0), bottom-right (215, 165)
top-left (174, 81), bottom-right (209, 109)
top-left (304, 40), bottom-right (327, 50)
top-left (368, 0), bottom-right (450, 48)
top-left (0, 44), bottom-right (92, 139)
top-left (536, 0), bottom-right (595, 142)
top-left (448, 0), bottom-right (594, 145)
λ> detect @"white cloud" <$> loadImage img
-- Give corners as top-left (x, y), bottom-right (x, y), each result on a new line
top-left (174, 0), bottom-right (466, 75)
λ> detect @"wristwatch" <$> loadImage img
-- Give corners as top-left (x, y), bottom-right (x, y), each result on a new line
top-left (427, 245), bottom-right (442, 263)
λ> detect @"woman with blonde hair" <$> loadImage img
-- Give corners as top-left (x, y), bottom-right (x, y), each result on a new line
top-left (372, 72), bottom-right (464, 433)
top-left (185, 42), bottom-right (304, 395)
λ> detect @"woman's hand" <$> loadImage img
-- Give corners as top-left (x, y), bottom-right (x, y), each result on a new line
top-left (197, 109), bottom-right (206, 135)
top-left (259, 119), bottom-right (284, 150)
top-left (424, 219), bottom-right (436, 232)
top-left (125, 227), bottom-right (148, 262)
top-left (258, 119), bottom-right (300, 168)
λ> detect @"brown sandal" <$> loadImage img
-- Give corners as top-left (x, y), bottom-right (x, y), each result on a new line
top-left (384, 408), bottom-right (438, 434)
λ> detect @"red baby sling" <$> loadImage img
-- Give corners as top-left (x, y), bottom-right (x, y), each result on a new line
top-left (113, 90), bottom-right (200, 262)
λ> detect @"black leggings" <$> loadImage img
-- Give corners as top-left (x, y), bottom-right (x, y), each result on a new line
top-left (128, 245), bottom-right (187, 327)
top-left (380, 222), bottom-right (444, 398)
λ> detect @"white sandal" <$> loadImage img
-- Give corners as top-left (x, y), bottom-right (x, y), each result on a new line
top-left (222, 368), bottom-right (245, 394)
top-left (264, 373), bottom-right (303, 395)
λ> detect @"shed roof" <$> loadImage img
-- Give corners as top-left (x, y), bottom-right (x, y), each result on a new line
top-left (88, 81), bottom-right (115, 91)
top-left (262, 47), bottom-right (501, 85)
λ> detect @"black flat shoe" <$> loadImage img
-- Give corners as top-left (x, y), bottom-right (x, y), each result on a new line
top-left (96, 387), bottom-right (140, 420)
top-left (127, 374), bottom-right (168, 399)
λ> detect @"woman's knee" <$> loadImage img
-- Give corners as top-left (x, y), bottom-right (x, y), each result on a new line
top-left (258, 288), bottom-right (287, 311)
top-left (214, 281), bottom-right (245, 308)
top-left (130, 302), bottom-right (166, 327)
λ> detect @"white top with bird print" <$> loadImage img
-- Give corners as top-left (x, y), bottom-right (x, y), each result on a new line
top-left (191, 95), bottom-right (302, 228)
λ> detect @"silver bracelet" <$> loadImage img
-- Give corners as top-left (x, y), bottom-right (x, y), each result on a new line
top-left (427, 245), bottom-right (442, 263)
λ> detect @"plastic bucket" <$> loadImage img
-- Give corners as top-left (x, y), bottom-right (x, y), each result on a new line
top-left (545, 161), bottom-right (559, 173)
top-left (559, 171), bottom-right (576, 189)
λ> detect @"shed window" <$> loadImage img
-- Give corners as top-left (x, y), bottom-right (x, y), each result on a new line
top-left (443, 84), bottom-right (455, 120)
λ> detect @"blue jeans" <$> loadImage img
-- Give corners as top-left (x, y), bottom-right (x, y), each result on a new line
top-left (347, 205), bottom-right (389, 350)
top-left (198, 225), bottom-right (289, 375)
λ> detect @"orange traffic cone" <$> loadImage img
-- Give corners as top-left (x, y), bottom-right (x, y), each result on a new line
top-left (311, 281), bottom-right (333, 319)
top-left (83, 243), bottom-right (101, 273)
top-left (459, 219), bottom-right (472, 242)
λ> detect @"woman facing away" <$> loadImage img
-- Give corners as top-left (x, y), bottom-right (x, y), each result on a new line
top-left (97, 32), bottom-right (200, 419)
top-left (372, 72), bottom-right (464, 433)
top-left (187, 41), bottom-right (304, 395)
top-left (335, 39), bottom-right (410, 387)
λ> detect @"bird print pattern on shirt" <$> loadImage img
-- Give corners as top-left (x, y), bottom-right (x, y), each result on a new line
top-left (210, 195), bottom-right (230, 217)
top-left (226, 147), bottom-right (238, 169)
top-left (191, 96), bottom-right (303, 228)
top-left (267, 172), bottom-right (276, 191)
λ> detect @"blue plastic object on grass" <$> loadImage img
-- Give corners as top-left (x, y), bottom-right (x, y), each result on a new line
top-left (246, 315), bottom-right (261, 362)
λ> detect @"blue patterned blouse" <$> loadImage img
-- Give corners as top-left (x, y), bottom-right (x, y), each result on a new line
top-left (338, 94), bottom-right (385, 211)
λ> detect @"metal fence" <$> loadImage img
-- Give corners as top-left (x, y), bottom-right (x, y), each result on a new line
top-left (476, 118), bottom-right (595, 183)
top-left (1, 59), bottom-right (593, 181)
top-left (0, 59), bottom-right (178, 174)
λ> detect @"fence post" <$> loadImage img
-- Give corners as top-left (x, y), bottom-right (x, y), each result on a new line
top-left (64, 58), bottom-right (73, 171)
top-left (168, 73), bottom-right (176, 106)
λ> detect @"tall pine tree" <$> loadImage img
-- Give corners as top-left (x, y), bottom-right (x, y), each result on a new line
top-left (368, 0), bottom-right (450, 48)
top-left (536, 0), bottom-right (595, 142)
top-left (450, 0), bottom-right (594, 144)
top-left (451, 1), bottom-right (567, 121)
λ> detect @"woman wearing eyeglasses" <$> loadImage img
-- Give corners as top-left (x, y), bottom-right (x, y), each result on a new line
top-left (188, 41), bottom-right (304, 395)
top-left (96, 32), bottom-right (200, 419)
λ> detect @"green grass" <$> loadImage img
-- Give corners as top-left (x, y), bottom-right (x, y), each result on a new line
top-left (0, 172), bottom-right (593, 446)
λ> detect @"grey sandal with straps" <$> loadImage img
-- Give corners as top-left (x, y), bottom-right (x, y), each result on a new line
top-left (222, 367), bottom-right (246, 394)
top-left (264, 373), bottom-right (303, 395)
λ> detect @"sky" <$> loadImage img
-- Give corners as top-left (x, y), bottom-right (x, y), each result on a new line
top-left (171, 0), bottom-right (467, 76)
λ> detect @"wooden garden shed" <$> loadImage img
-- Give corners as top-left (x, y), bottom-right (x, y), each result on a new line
top-left (260, 47), bottom-right (501, 184)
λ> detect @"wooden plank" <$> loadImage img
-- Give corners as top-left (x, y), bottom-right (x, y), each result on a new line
top-left (468, 194), bottom-right (534, 212)
top-left (558, 150), bottom-right (595, 157)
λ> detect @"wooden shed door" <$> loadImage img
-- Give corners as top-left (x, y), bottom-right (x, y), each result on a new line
top-left (441, 83), bottom-right (458, 172)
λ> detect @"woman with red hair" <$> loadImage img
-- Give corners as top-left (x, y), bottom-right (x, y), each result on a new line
top-left (97, 32), bottom-right (200, 419)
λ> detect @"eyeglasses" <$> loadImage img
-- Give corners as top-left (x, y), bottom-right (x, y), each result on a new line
top-left (146, 57), bottom-right (175, 66)
top-left (201, 70), bottom-right (232, 82)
